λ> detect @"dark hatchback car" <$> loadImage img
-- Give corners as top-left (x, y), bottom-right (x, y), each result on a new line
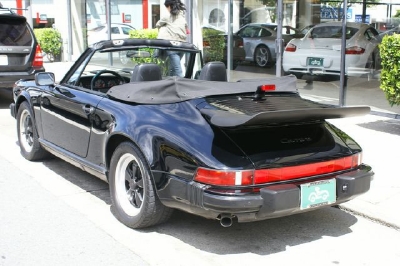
top-left (0, 6), bottom-right (45, 92)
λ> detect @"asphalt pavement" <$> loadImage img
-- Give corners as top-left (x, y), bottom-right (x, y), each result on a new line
top-left (42, 61), bottom-right (400, 230)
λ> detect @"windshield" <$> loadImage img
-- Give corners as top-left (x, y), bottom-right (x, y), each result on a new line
top-left (309, 26), bottom-right (358, 39)
top-left (0, 16), bottom-right (32, 46)
top-left (65, 46), bottom-right (203, 89)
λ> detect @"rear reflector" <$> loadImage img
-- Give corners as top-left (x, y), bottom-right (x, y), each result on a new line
top-left (194, 153), bottom-right (361, 186)
top-left (33, 45), bottom-right (44, 67)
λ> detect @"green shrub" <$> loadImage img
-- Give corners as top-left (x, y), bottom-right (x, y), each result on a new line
top-left (34, 28), bottom-right (62, 62)
top-left (129, 28), bottom-right (158, 39)
top-left (202, 28), bottom-right (225, 62)
top-left (379, 34), bottom-right (400, 106)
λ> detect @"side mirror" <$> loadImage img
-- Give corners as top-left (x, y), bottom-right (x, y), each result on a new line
top-left (35, 72), bottom-right (55, 86)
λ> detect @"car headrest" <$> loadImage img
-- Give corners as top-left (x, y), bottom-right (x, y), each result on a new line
top-left (131, 63), bottom-right (162, 82)
top-left (198, 61), bottom-right (227, 81)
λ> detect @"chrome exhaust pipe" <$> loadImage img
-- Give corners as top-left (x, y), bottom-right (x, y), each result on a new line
top-left (219, 215), bottom-right (233, 227)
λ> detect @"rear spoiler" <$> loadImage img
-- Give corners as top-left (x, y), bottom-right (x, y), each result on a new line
top-left (200, 106), bottom-right (370, 127)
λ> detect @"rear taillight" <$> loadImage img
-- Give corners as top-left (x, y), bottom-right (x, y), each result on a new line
top-left (236, 39), bottom-right (243, 48)
top-left (194, 168), bottom-right (254, 186)
top-left (203, 40), bottom-right (210, 48)
top-left (194, 153), bottom-right (361, 186)
top-left (33, 45), bottom-right (44, 67)
top-left (285, 43), bottom-right (297, 52)
top-left (345, 46), bottom-right (365, 55)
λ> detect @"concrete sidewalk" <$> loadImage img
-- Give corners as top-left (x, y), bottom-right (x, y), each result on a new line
top-left (44, 61), bottom-right (400, 230)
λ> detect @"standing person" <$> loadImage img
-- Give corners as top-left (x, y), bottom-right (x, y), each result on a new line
top-left (156, 0), bottom-right (187, 77)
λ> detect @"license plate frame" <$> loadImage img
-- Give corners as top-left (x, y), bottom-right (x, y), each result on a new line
top-left (307, 57), bottom-right (323, 67)
top-left (300, 179), bottom-right (336, 210)
top-left (0, 55), bottom-right (8, 65)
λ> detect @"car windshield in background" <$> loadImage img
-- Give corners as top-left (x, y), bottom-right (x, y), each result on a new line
top-left (0, 16), bottom-right (32, 46)
top-left (309, 26), bottom-right (358, 39)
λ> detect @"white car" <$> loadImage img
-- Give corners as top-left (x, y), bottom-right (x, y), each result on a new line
top-left (88, 23), bottom-right (135, 45)
top-left (283, 22), bottom-right (382, 78)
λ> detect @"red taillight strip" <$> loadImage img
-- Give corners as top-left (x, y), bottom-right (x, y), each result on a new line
top-left (254, 154), bottom-right (360, 184)
top-left (194, 154), bottom-right (361, 186)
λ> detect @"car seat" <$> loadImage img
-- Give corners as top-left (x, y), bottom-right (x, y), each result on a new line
top-left (130, 63), bottom-right (162, 82)
top-left (198, 61), bottom-right (227, 81)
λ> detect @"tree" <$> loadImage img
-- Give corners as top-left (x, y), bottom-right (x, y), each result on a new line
top-left (256, 0), bottom-right (277, 23)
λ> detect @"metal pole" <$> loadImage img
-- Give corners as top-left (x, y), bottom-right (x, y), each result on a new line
top-left (105, 0), bottom-right (113, 65)
top-left (227, 0), bottom-right (233, 77)
top-left (67, 0), bottom-right (72, 62)
top-left (186, 0), bottom-right (193, 44)
top-left (24, 0), bottom-right (33, 29)
top-left (276, 0), bottom-right (283, 77)
top-left (339, 0), bottom-right (348, 106)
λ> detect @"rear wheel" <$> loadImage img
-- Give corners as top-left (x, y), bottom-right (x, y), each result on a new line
top-left (17, 101), bottom-right (49, 161)
top-left (109, 142), bottom-right (173, 228)
top-left (254, 45), bottom-right (272, 68)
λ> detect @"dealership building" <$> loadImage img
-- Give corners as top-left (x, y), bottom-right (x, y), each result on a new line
top-left (3, 0), bottom-right (400, 63)
top-left (2, 0), bottom-right (400, 114)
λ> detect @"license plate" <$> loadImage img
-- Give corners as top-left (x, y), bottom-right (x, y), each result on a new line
top-left (300, 179), bottom-right (336, 210)
top-left (0, 55), bottom-right (8, 65)
top-left (307, 57), bottom-right (323, 67)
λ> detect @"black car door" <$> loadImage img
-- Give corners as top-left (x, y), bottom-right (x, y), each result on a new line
top-left (40, 85), bottom-right (103, 158)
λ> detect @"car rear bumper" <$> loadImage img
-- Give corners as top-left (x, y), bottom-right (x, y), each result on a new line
top-left (0, 68), bottom-right (45, 89)
top-left (158, 165), bottom-right (373, 223)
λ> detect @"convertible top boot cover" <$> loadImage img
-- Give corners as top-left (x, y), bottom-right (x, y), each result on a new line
top-left (107, 75), bottom-right (298, 104)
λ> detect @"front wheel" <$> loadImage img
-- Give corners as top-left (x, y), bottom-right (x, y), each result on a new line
top-left (17, 101), bottom-right (49, 161)
top-left (109, 142), bottom-right (173, 229)
top-left (254, 45), bottom-right (272, 68)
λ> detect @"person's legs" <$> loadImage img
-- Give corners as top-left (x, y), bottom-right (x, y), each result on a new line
top-left (167, 51), bottom-right (183, 77)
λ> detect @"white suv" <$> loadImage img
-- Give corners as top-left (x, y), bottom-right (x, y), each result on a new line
top-left (87, 23), bottom-right (136, 45)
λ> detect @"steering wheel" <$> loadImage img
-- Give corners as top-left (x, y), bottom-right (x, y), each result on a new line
top-left (90, 70), bottom-right (125, 91)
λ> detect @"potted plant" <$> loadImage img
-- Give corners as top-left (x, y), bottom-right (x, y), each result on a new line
top-left (34, 28), bottom-right (62, 62)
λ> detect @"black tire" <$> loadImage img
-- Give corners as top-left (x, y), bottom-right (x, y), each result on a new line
top-left (109, 142), bottom-right (173, 229)
top-left (254, 45), bottom-right (272, 68)
top-left (365, 53), bottom-right (376, 80)
top-left (17, 101), bottom-right (49, 161)
top-left (287, 72), bottom-right (303, 79)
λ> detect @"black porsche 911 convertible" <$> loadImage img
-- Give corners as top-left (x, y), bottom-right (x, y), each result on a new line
top-left (10, 38), bottom-right (373, 229)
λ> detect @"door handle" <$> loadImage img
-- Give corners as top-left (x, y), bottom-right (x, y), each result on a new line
top-left (82, 105), bottom-right (95, 115)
